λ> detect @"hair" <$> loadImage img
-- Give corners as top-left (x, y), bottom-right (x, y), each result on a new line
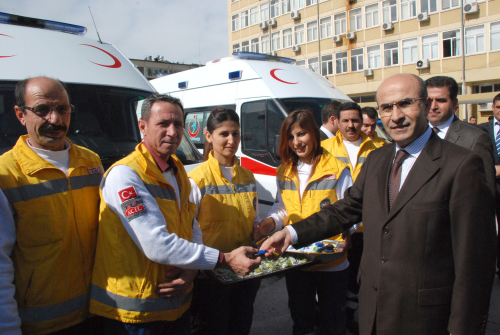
top-left (424, 76), bottom-right (459, 101)
top-left (361, 106), bottom-right (379, 121)
top-left (203, 106), bottom-right (240, 161)
top-left (321, 100), bottom-right (342, 124)
top-left (376, 74), bottom-right (428, 105)
top-left (493, 93), bottom-right (500, 106)
top-left (279, 109), bottom-right (323, 176)
top-left (15, 77), bottom-right (70, 113)
top-left (469, 116), bottom-right (476, 120)
top-left (489, 115), bottom-right (494, 121)
top-left (335, 101), bottom-right (362, 120)
top-left (141, 93), bottom-right (184, 121)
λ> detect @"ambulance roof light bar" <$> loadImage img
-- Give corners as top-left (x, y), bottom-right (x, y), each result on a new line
top-left (0, 12), bottom-right (87, 36)
top-left (232, 52), bottom-right (296, 64)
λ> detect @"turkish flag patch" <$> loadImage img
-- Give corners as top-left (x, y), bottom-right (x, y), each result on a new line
top-left (322, 174), bottom-right (336, 180)
top-left (118, 186), bottom-right (138, 203)
top-left (88, 167), bottom-right (103, 175)
top-left (121, 197), bottom-right (147, 222)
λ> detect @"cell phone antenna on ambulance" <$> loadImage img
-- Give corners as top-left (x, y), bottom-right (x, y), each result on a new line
top-left (150, 51), bottom-right (352, 215)
top-left (0, 12), bottom-right (203, 169)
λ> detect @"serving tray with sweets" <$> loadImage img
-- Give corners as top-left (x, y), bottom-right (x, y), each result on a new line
top-left (285, 240), bottom-right (346, 263)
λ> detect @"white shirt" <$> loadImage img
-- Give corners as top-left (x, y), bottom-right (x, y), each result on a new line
top-left (343, 137), bottom-right (362, 170)
top-left (102, 165), bottom-right (219, 269)
top-left (320, 126), bottom-right (335, 139)
top-left (429, 115), bottom-right (454, 139)
top-left (27, 139), bottom-right (71, 176)
top-left (494, 119), bottom-right (500, 137)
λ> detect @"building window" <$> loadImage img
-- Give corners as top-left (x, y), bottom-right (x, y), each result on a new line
top-left (261, 3), bottom-right (270, 22)
top-left (261, 34), bottom-right (270, 54)
top-left (402, 38), bottom-right (418, 64)
top-left (231, 0), bottom-right (239, 3)
top-left (365, 4), bottom-right (380, 29)
top-left (383, 0), bottom-right (398, 23)
top-left (272, 32), bottom-right (281, 51)
top-left (242, 40), bottom-right (250, 52)
top-left (282, 0), bottom-right (292, 14)
top-left (283, 28), bottom-right (293, 48)
top-left (295, 24), bottom-right (305, 45)
top-left (241, 10), bottom-right (249, 29)
top-left (367, 45), bottom-right (381, 68)
top-left (307, 20), bottom-right (318, 42)
top-left (250, 6), bottom-right (259, 25)
top-left (472, 83), bottom-right (500, 94)
top-left (351, 48), bottom-right (364, 71)
top-left (465, 25), bottom-right (484, 55)
top-left (309, 57), bottom-right (320, 73)
top-left (442, 0), bottom-right (459, 10)
top-left (232, 14), bottom-right (239, 32)
top-left (443, 29), bottom-right (460, 57)
top-left (384, 41), bottom-right (399, 66)
top-left (491, 22), bottom-right (500, 51)
top-left (251, 38), bottom-right (260, 53)
top-left (322, 54), bottom-right (334, 75)
top-left (306, 0), bottom-right (317, 6)
top-left (349, 9), bottom-right (363, 32)
top-left (421, 0), bottom-right (437, 14)
top-left (233, 43), bottom-right (240, 53)
top-left (401, 0), bottom-right (416, 20)
top-left (320, 17), bottom-right (332, 39)
top-left (334, 12), bottom-right (347, 35)
top-left (335, 52), bottom-right (348, 74)
top-left (296, 60), bottom-right (306, 67)
top-left (422, 34), bottom-right (439, 60)
top-left (319, 0), bottom-right (329, 2)
top-left (271, 0), bottom-right (280, 18)
top-left (294, 0), bottom-right (304, 10)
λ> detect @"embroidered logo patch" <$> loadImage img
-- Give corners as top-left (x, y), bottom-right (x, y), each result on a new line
top-left (88, 167), bottom-right (103, 175)
top-left (319, 198), bottom-right (331, 209)
top-left (322, 174), bottom-right (336, 180)
top-left (253, 197), bottom-right (257, 210)
top-left (121, 197), bottom-right (147, 222)
top-left (119, 186), bottom-right (138, 203)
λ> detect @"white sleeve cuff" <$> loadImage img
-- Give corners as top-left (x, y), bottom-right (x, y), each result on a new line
top-left (286, 226), bottom-right (299, 245)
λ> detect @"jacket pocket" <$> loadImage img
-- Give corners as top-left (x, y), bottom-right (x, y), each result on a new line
top-left (418, 285), bottom-right (453, 306)
top-left (412, 199), bottom-right (448, 211)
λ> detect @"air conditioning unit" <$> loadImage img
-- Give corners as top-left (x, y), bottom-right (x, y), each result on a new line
top-left (416, 59), bottom-right (430, 69)
top-left (259, 21), bottom-right (268, 30)
top-left (364, 68), bottom-right (374, 76)
top-left (464, 2), bottom-right (478, 14)
top-left (292, 45), bottom-right (301, 52)
top-left (269, 51), bottom-right (277, 56)
top-left (382, 22), bottom-right (393, 31)
top-left (417, 12), bottom-right (429, 22)
top-left (291, 10), bottom-right (301, 20)
top-left (478, 102), bottom-right (493, 111)
top-left (333, 35), bottom-right (341, 43)
top-left (268, 18), bottom-right (277, 27)
top-left (346, 32), bottom-right (355, 40)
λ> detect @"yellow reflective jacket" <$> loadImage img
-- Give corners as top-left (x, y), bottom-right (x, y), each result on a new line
top-left (372, 132), bottom-right (388, 148)
top-left (277, 150), bottom-right (348, 271)
top-left (188, 151), bottom-right (257, 253)
top-left (90, 143), bottom-right (195, 323)
top-left (0, 135), bottom-right (102, 335)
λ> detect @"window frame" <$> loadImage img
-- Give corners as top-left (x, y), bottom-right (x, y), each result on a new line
top-left (422, 34), bottom-right (439, 60)
top-left (382, 0), bottom-right (398, 24)
top-left (349, 8), bottom-right (363, 32)
top-left (261, 2), bottom-right (270, 22)
top-left (307, 20), bottom-right (319, 42)
top-left (351, 48), bottom-right (364, 72)
top-left (250, 6), bottom-right (259, 26)
top-left (365, 4), bottom-right (380, 29)
top-left (402, 38), bottom-right (419, 64)
top-left (261, 34), bottom-right (271, 54)
top-left (241, 40), bottom-right (250, 52)
top-left (271, 0), bottom-right (280, 18)
top-left (334, 12), bottom-right (347, 36)
top-left (441, 0), bottom-right (460, 11)
top-left (465, 24), bottom-right (485, 55)
top-left (401, 0), bottom-right (417, 21)
top-left (335, 51), bottom-right (349, 74)
top-left (320, 16), bottom-right (332, 39)
top-left (241, 10), bottom-right (249, 29)
top-left (283, 28), bottom-right (293, 48)
top-left (295, 24), bottom-right (305, 45)
top-left (232, 14), bottom-right (240, 32)
top-left (491, 21), bottom-right (500, 52)
top-left (251, 38), bottom-right (260, 53)
top-left (282, 0), bottom-right (292, 14)
top-left (294, 0), bottom-right (304, 10)
top-left (384, 41), bottom-right (400, 67)
top-left (442, 29), bottom-right (461, 58)
top-left (321, 54), bottom-right (334, 76)
top-left (272, 31), bottom-right (281, 51)
top-left (308, 57), bottom-right (320, 73)
top-left (367, 45), bottom-right (381, 69)
top-left (306, 0), bottom-right (318, 6)
top-left (420, 0), bottom-right (438, 14)
top-left (233, 43), bottom-right (240, 53)
top-left (296, 60), bottom-right (306, 67)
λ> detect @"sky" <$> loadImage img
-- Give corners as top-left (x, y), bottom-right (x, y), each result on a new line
top-left (0, 0), bottom-right (229, 65)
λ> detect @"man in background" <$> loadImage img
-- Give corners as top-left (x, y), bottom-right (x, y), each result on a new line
top-left (319, 100), bottom-right (342, 140)
top-left (360, 107), bottom-right (387, 148)
top-left (470, 116), bottom-right (477, 124)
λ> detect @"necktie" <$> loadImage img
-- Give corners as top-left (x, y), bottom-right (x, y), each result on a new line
top-left (388, 149), bottom-right (410, 210)
top-left (496, 122), bottom-right (500, 157)
top-left (433, 127), bottom-right (440, 134)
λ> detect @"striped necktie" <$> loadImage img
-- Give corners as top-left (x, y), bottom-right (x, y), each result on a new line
top-left (496, 122), bottom-right (500, 157)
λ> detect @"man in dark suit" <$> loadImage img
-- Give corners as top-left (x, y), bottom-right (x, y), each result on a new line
top-left (319, 100), bottom-right (342, 141)
top-left (425, 76), bottom-right (495, 196)
top-left (262, 74), bottom-right (496, 335)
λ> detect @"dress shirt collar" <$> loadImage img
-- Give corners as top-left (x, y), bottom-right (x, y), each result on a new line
top-left (142, 140), bottom-right (178, 174)
top-left (320, 126), bottom-right (335, 138)
top-left (395, 126), bottom-right (432, 159)
top-left (429, 115), bottom-right (454, 139)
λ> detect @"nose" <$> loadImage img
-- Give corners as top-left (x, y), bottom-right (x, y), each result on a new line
top-left (430, 98), bottom-right (438, 111)
top-left (46, 110), bottom-right (63, 124)
top-left (293, 136), bottom-right (300, 147)
top-left (390, 104), bottom-right (406, 123)
top-left (165, 124), bottom-right (177, 137)
top-left (347, 120), bottom-right (354, 129)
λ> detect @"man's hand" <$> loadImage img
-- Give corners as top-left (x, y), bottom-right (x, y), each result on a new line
top-left (495, 165), bottom-right (500, 178)
top-left (253, 218), bottom-right (275, 241)
top-left (260, 228), bottom-right (292, 256)
top-left (221, 246), bottom-right (261, 276)
top-left (340, 230), bottom-right (352, 252)
top-left (156, 267), bottom-right (198, 299)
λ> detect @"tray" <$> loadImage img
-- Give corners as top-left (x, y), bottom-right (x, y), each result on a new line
top-left (285, 240), bottom-right (346, 263)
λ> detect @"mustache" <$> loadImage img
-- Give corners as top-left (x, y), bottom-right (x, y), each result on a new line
top-left (39, 123), bottom-right (67, 134)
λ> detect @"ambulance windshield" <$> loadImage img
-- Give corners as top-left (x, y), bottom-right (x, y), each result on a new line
top-left (278, 98), bottom-right (346, 127)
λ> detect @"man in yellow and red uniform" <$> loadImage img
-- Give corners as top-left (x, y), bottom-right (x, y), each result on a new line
top-left (321, 102), bottom-right (377, 335)
top-left (361, 107), bottom-right (388, 148)
top-left (0, 77), bottom-right (103, 335)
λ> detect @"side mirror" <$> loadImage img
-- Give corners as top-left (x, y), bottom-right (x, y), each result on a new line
top-left (273, 134), bottom-right (280, 160)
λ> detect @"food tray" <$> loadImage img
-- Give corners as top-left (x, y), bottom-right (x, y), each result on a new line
top-left (285, 240), bottom-right (346, 263)
top-left (206, 255), bottom-right (319, 285)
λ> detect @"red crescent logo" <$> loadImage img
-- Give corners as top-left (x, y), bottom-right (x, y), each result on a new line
top-left (0, 34), bottom-right (16, 58)
top-left (270, 69), bottom-right (298, 85)
top-left (80, 44), bottom-right (122, 68)
top-left (188, 117), bottom-right (200, 137)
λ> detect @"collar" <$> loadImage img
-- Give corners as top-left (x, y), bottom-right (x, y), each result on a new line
top-left (142, 140), bottom-right (178, 174)
top-left (429, 114), bottom-right (454, 133)
top-left (395, 126), bottom-right (432, 158)
top-left (320, 126), bottom-right (335, 138)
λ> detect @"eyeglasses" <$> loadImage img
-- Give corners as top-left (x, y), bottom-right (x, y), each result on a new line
top-left (21, 104), bottom-right (74, 118)
top-left (376, 98), bottom-right (424, 116)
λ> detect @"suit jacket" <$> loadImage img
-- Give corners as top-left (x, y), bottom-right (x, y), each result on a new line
top-left (444, 117), bottom-right (496, 196)
top-left (319, 128), bottom-right (329, 141)
top-left (292, 132), bottom-right (496, 335)
top-left (481, 120), bottom-right (500, 194)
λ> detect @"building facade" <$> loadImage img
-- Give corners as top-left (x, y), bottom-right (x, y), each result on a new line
top-left (130, 58), bottom-right (202, 80)
top-left (228, 0), bottom-right (500, 122)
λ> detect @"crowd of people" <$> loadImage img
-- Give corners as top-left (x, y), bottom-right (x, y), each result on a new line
top-left (0, 73), bottom-right (498, 335)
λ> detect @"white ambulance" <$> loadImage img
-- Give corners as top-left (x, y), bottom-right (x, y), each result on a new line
top-left (0, 12), bottom-right (203, 169)
top-left (150, 52), bottom-right (352, 214)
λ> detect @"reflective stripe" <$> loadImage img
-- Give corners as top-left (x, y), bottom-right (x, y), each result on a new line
top-left (233, 183), bottom-right (256, 194)
top-left (70, 174), bottom-right (102, 191)
top-left (18, 294), bottom-right (87, 323)
top-left (91, 284), bottom-right (191, 313)
top-left (357, 157), bottom-right (367, 165)
top-left (200, 185), bottom-right (233, 197)
top-left (335, 157), bottom-right (349, 164)
top-left (278, 180), bottom-right (297, 191)
top-left (305, 179), bottom-right (339, 191)
top-left (4, 178), bottom-right (68, 204)
top-left (145, 184), bottom-right (177, 201)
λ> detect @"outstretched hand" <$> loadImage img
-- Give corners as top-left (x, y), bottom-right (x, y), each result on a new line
top-left (259, 228), bottom-right (292, 256)
top-left (222, 246), bottom-right (261, 276)
top-left (253, 218), bottom-right (276, 241)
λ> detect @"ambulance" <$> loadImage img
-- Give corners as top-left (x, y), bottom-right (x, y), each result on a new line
top-left (0, 12), bottom-right (203, 169)
top-left (150, 52), bottom-right (352, 214)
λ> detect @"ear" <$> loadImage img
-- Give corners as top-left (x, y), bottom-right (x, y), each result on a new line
top-left (205, 131), bottom-right (212, 144)
top-left (138, 118), bottom-right (147, 136)
top-left (14, 106), bottom-right (27, 126)
top-left (423, 98), bottom-right (431, 116)
top-left (329, 115), bottom-right (337, 124)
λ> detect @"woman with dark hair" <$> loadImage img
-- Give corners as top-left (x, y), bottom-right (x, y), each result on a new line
top-left (255, 109), bottom-right (357, 335)
top-left (188, 106), bottom-right (265, 335)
